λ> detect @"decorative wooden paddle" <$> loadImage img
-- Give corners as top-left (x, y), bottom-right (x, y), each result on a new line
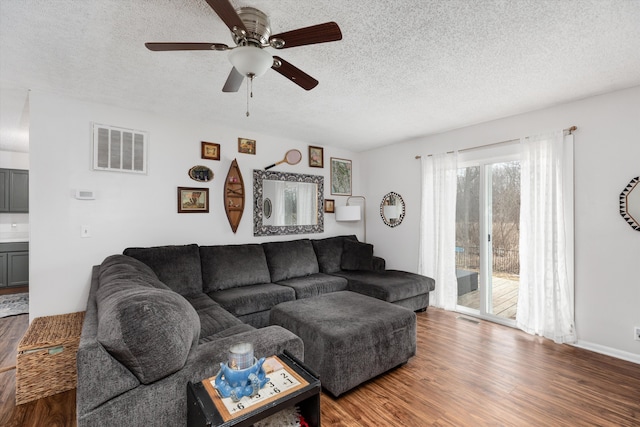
top-left (264, 149), bottom-right (302, 170)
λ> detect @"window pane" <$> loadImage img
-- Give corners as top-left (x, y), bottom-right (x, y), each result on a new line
top-left (456, 166), bottom-right (480, 308)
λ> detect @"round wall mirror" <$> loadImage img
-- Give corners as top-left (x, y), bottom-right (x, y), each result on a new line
top-left (263, 198), bottom-right (272, 219)
top-left (188, 165), bottom-right (214, 182)
top-left (380, 192), bottom-right (405, 227)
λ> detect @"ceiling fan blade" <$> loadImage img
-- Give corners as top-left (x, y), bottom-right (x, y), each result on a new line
top-left (222, 68), bottom-right (245, 92)
top-left (145, 42), bottom-right (228, 51)
top-left (270, 22), bottom-right (342, 49)
top-left (271, 56), bottom-right (318, 91)
top-left (203, 0), bottom-right (247, 33)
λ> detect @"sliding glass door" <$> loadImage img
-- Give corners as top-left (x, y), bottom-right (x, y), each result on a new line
top-left (456, 156), bottom-right (521, 324)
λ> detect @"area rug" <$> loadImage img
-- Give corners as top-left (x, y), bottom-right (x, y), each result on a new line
top-left (0, 293), bottom-right (29, 318)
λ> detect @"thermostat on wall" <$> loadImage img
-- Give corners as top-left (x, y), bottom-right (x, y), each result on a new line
top-left (75, 190), bottom-right (95, 200)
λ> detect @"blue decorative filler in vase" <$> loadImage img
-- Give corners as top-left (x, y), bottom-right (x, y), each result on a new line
top-left (214, 343), bottom-right (269, 401)
top-left (214, 357), bottom-right (269, 401)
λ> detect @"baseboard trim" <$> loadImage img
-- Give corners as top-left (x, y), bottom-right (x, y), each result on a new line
top-left (572, 340), bottom-right (640, 365)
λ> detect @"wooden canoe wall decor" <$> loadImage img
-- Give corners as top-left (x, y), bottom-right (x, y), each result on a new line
top-left (224, 159), bottom-right (245, 233)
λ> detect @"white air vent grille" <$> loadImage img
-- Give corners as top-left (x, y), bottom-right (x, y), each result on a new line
top-left (92, 123), bottom-right (148, 174)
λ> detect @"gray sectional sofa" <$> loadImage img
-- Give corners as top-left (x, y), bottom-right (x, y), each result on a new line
top-left (76, 235), bottom-right (435, 426)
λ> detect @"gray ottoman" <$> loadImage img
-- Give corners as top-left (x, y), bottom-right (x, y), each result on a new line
top-left (269, 291), bottom-right (416, 396)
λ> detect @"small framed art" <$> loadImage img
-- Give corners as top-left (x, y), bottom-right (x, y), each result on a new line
top-left (324, 199), bottom-right (335, 213)
top-left (308, 145), bottom-right (324, 168)
top-left (330, 157), bottom-right (352, 196)
top-left (178, 187), bottom-right (209, 213)
top-left (201, 142), bottom-right (220, 160)
top-left (238, 138), bottom-right (256, 155)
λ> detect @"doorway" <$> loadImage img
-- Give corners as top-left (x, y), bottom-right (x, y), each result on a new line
top-left (455, 157), bottom-right (521, 325)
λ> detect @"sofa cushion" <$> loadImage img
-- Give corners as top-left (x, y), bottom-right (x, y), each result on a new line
top-left (209, 283), bottom-right (296, 317)
top-left (312, 235), bottom-right (357, 273)
top-left (198, 323), bottom-right (256, 344)
top-left (200, 244), bottom-right (271, 292)
top-left (123, 244), bottom-right (203, 296)
top-left (275, 273), bottom-right (348, 299)
top-left (341, 239), bottom-right (374, 271)
top-left (262, 239), bottom-right (319, 282)
top-left (183, 293), bottom-right (245, 339)
top-left (335, 270), bottom-right (436, 302)
top-left (96, 286), bottom-right (200, 385)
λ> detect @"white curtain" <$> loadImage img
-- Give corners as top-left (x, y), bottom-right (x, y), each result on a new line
top-left (273, 181), bottom-right (286, 226)
top-left (418, 152), bottom-right (458, 310)
top-left (297, 182), bottom-right (315, 225)
top-left (517, 130), bottom-right (576, 344)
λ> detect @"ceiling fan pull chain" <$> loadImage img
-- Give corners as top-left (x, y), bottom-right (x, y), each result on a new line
top-left (246, 75), bottom-right (250, 117)
top-left (246, 74), bottom-right (256, 117)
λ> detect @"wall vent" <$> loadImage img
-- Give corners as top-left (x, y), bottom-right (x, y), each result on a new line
top-left (456, 316), bottom-right (480, 324)
top-left (92, 123), bottom-right (148, 174)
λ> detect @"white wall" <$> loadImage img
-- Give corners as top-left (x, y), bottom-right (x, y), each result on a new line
top-left (362, 86), bottom-right (640, 363)
top-left (0, 151), bottom-right (30, 240)
top-left (28, 91), bottom-right (362, 320)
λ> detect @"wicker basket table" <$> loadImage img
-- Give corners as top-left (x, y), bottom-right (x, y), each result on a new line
top-left (16, 311), bottom-right (85, 405)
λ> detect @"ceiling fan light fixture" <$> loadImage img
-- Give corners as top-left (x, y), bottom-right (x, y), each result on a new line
top-left (228, 46), bottom-right (273, 77)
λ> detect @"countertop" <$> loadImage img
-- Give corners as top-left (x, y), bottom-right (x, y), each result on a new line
top-left (0, 232), bottom-right (29, 243)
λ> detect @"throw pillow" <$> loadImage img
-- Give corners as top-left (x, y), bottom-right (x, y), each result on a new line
top-left (312, 235), bottom-right (357, 273)
top-left (341, 239), bottom-right (374, 271)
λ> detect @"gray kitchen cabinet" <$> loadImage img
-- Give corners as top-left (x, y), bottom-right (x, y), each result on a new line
top-left (0, 242), bottom-right (29, 287)
top-left (0, 168), bottom-right (29, 212)
top-left (0, 253), bottom-right (6, 287)
top-left (0, 169), bottom-right (8, 211)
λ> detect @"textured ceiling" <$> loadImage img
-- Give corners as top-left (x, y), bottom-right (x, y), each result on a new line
top-left (1, 0), bottom-right (640, 153)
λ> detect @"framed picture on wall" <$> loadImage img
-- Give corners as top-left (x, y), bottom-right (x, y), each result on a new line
top-left (201, 141), bottom-right (220, 160)
top-left (309, 146), bottom-right (324, 168)
top-left (238, 138), bottom-right (256, 154)
top-left (178, 187), bottom-right (209, 213)
top-left (324, 199), bottom-right (335, 213)
top-left (330, 157), bottom-right (352, 196)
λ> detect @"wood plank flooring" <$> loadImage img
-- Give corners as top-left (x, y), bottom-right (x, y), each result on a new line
top-left (0, 314), bottom-right (76, 427)
top-left (1, 310), bottom-right (639, 426)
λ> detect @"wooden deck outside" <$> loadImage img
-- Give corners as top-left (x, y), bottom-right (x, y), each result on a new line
top-left (457, 276), bottom-right (520, 319)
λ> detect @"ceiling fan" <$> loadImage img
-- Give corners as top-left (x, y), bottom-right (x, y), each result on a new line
top-left (145, 0), bottom-right (342, 92)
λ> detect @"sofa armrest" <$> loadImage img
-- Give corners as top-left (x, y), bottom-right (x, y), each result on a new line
top-left (178, 326), bottom-right (304, 390)
top-left (78, 324), bottom-right (303, 427)
top-left (372, 256), bottom-right (386, 271)
top-left (77, 267), bottom-right (141, 416)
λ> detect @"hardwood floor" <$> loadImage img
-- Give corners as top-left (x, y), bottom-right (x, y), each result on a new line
top-left (1, 310), bottom-right (639, 426)
top-left (0, 314), bottom-right (76, 427)
top-left (0, 286), bottom-right (28, 297)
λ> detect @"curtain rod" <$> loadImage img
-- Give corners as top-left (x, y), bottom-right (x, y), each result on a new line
top-left (414, 126), bottom-right (577, 159)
